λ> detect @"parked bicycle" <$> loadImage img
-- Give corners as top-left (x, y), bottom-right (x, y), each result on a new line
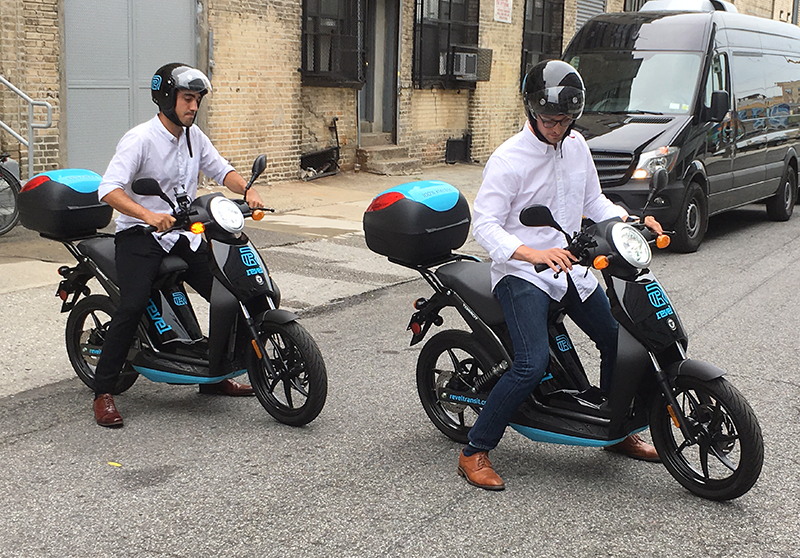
top-left (0, 153), bottom-right (21, 236)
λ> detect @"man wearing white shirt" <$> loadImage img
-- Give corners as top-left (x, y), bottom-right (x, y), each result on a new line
top-left (457, 60), bottom-right (662, 490)
top-left (92, 63), bottom-right (264, 427)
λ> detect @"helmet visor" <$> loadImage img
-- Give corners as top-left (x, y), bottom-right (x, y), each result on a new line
top-left (172, 67), bottom-right (212, 96)
top-left (528, 85), bottom-right (585, 119)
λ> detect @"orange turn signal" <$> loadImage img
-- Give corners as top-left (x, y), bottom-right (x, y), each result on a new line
top-left (667, 404), bottom-right (680, 428)
top-left (189, 222), bottom-right (205, 234)
top-left (593, 255), bottom-right (610, 270)
top-left (656, 234), bottom-right (671, 249)
top-left (251, 209), bottom-right (265, 221)
top-left (251, 339), bottom-right (263, 359)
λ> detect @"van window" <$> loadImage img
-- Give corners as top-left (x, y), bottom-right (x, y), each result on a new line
top-left (568, 51), bottom-right (702, 114)
top-left (704, 53), bottom-right (729, 108)
top-left (763, 53), bottom-right (800, 130)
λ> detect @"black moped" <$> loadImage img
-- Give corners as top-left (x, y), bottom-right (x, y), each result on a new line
top-left (23, 155), bottom-right (327, 426)
top-left (364, 172), bottom-right (763, 500)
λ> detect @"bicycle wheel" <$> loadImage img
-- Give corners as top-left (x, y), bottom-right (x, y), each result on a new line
top-left (0, 165), bottom-right (20, 236)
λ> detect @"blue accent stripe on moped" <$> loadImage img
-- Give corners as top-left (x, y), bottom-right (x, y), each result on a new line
top-left (509, 424), bottom-right (648, 447)
top-left (132, 366), bottom-right (245, 384)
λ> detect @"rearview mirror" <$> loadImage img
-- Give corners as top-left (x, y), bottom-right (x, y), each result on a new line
top-left (132, 177), bottom-right (174, 210)
top-left (251, 154), bottom-right (267, 182)
top-left (245, 154), bottom-right (268, 195)
top-left (651, 167), bottom-right (668, 196)
top-left (709, 90), bottom-right (729, 122)
top-left (520, 205), bottom-right (563, 231)
top-left (131, 178), bottom-right (161, 197)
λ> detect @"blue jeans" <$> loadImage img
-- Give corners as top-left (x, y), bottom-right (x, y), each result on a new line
top-left (467, 274), bottom-right (619, 452)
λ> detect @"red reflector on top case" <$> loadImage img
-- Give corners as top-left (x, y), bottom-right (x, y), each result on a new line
top-left (21, 175), bottom-right (50, 192)
top-left (366, 191), bottom-right (404, 212)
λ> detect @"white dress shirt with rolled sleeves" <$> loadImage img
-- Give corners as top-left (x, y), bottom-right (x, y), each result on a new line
top-left (98, 115), bottom-right (235, 252)
top-left (472, 124), bottom-right (628, 302)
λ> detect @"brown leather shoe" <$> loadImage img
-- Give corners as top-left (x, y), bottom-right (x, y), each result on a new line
top-left (198, 378), bottom-right (254, 396)
top-left (93, 394), bottom-right (123, 428)
top-left (458, 450), bottom-right (505, 491)
top-left (605, 434), bottom-right (660, 462)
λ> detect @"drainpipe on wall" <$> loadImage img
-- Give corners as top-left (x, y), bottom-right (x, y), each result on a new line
top-left (794, 0), bottom-right (799, 24)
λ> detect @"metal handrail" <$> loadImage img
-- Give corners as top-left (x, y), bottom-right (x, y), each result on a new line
top-left (0, 74), bottom-right (53, 180)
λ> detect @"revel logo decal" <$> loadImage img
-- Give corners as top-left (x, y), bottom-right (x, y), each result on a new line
top-left (646, 282), bottom-right (674, 320)
top-left (146, 298), bottom-right (172, 334)
top-left (555, 334), bottom-right (572, 352)
top-left (151, 75), bottom-right (162, 91)
top-left (239, 246), bottom-right (264, 276)
top-left (172, 292), bottom-right (188, 306)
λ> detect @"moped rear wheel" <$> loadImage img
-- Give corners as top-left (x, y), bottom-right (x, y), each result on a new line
top-left (247, 321), bottom-right (327, 426)
top-left (65, 295), bottom-right (139, 394)
top-left (649, 376), bottom-right (763, 501)
top-left (416, 330), bottom-right (493, 444)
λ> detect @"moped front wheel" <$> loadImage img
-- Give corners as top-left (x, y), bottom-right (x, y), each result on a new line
top-left (65, 295), bottom-right (139, 394)
top-left (247, 321), bottom-right (327, 426)
top-left (416, 330), bottom-right (493, 444)
top-left (649, 376), bottom-right (763, 501)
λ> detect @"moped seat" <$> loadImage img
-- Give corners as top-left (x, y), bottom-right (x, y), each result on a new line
top-left (77, 236), bottom-right (189, 284)
top-left (435, 261), bottom-right (506, 326)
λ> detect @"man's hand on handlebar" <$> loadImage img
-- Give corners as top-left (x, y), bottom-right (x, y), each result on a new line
top-left (245, 187), bottom-right (265, 209)
top-left (514, 245), bottom-right (577, 274)
top-left (144, 211), bottom-right (175, 233)
top-left (642, 215), bottom-right (664, 236)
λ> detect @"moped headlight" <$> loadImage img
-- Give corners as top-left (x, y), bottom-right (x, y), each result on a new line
top-left (208, 196), bottom-right (245, 234)
top-left (611, 222), bottom-right (651, 268)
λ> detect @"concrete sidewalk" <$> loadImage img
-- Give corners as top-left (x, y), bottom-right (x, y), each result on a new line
top-left (204, 161), bottom-right (485, 239)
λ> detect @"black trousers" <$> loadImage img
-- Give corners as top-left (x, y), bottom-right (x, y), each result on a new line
top-left (93, 230), bottom-right (213, 395)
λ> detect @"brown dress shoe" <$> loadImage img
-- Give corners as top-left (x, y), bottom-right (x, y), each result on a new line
top-left (605, 434), bottom-right (660, 462)
top-left (93, 394), bottom-right (123, 428)
top-left (458, 450), bottom-right (505, 491)
top-left (198, 378), bottom-right (254, 396)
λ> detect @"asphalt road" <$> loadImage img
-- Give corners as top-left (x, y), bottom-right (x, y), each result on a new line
top-left (1, 183), bottom-right (799, 556)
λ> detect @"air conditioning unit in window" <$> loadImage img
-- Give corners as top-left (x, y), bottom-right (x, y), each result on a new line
top-left (453, 51), bottom-right (478, 80)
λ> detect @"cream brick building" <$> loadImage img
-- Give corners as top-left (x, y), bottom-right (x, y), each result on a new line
top-left (0, 0), bottom-right (797, 183)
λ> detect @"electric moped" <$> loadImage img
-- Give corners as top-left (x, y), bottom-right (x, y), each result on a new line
top-left (24, 155), bottom-right (327, 426)
top-left (364, 172), bottom-right (763, 500)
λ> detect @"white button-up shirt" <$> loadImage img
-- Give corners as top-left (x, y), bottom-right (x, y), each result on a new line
top-left (473, 124), bottom-right (627, 302)
top-left (98, 115), bottom-right (235, 252)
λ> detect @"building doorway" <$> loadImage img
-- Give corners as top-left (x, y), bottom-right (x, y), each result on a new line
top-left (64, 0), bottom-right (196, 174)
top-left (359, 0), bottom-right (399, 139)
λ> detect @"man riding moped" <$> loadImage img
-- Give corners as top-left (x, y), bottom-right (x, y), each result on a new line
top-left (92, 63), bottom-right (264, 427)
top-left (458, 60), bottom-right (664, 490)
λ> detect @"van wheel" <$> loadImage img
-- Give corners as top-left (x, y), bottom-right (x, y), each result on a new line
top-left (766, 165), bottom-right (796, 221)
top-left (671, 183), bottom-right (707, 253)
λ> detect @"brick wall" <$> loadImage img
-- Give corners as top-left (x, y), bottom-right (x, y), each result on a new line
top-left (0, 0), bottom-right (61, 181)
top-left (301, 87), bottom-right (357, 171)
top-left (206, 0), bottom-right (305, 182)
top-left (4, 0), bottom-right (800, 183)
top-left (469, 0), bottom-right (527, 163)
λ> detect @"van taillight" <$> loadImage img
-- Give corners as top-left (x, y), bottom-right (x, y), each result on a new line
top-left (21, 175), bottom-right (50, 192)
top-left (366, 191), bottom-right (404, 212)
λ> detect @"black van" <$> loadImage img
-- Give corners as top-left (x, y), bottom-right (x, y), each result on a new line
top-left (563, 0), bottom-right (800, 251)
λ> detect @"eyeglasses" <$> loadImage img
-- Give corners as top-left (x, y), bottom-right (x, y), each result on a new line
top-left (539, 116), bottom-right (573, 129)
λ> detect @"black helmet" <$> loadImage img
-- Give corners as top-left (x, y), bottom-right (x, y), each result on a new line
top-left (151, 63), bottom-right (211, 127)
top-left (522, 60), bottom-right (585, 128)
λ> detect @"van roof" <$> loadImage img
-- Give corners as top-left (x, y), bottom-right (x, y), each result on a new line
top-left (569, 9), bottom-right (800, 53)
top-left (640, 0), bottom-right (737, 13)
